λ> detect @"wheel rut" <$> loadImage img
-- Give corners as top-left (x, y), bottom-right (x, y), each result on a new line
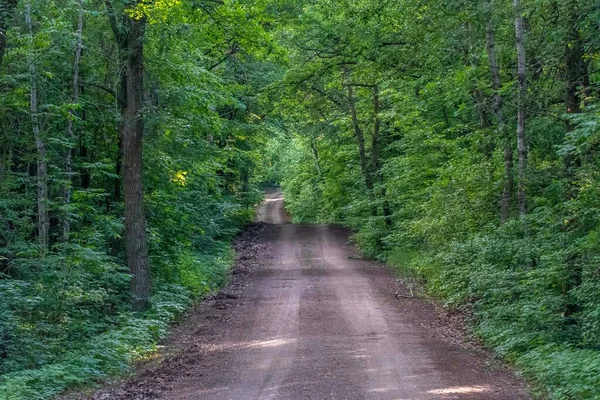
top-left (82, 189), bottom-right (529, 400)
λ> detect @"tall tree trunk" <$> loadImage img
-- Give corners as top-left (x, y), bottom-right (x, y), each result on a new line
top-left (565, 39), bottom-right (587, 118)
top-left (63, 0), bottom-right (84, 242)
top-left (26, 2), bottom-right (48, 251)
top-left (563, 12), bottom-right (589, 196)
top-left (371, 85), bottom-right (392, 226)
top-left (485, 2), bottom-right (513, 223)
top-left (106, 0), bottom-right (151, 311)
top-left (123, 14), bottom-right (150, 311)
top-left (371, 85), bottom-right (380, 178)
top-left (0, 0), bottom-right (17, 70)
top-left (78, 73), bottom-right (90, 190)
top-left (562, 2), bottom-right (589, 320)
top-left (310, 138), bottom-right (322, 177)
top-left (513, 0), bottom-right (528, 216)
top-left (472, 89), bottom-right (491, 130)
top-left (343, 68), bottom-right (373, 194)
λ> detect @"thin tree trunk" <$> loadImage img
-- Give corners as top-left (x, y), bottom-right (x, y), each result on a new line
top-left (371, 85), bottom-right (380, 178)
top-left (0, 0), bottom-right (18, 70)
top-left (472, 89), bottom-right (491, 130)
top-left (26, 2), bottom-right (48, 251)
top-left (513, 0), bottom-right (528, 216)
top-left (78, 71), bottom-right (90, 190)
top-left (344, 68), bottom-right (372, 193)
top-left (105, 0), bottom-right (126, 203)
top-left (79, 143), bottom-right (90, 188)
top-left (310, 139), bottom-right (322, 177)
top-left (485, 2), bottom-right (513, 223)
top-left (371, 85), bottom-right (392, 226)
top-left (563, 20), bottom-right (588, 196)
top-left (565, 10), bottom-right (588, 125)
top-left (63, 0), bottom-right (84, 242)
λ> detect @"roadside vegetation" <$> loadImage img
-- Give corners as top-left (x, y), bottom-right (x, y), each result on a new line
top-left (1, 0), bottom-right (599, 399)
top-left (0, 1), bottom-right (277, 398)
top-left (271, 1), bottom-right (600, 399)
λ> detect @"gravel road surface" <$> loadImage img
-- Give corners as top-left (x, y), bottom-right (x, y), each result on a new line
top-left (160, 190), bottom-right (528, 400)
top-left (83, 190), bottom-right (529, 400)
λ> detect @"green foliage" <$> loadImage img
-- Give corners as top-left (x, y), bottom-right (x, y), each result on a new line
top-left (0, 283), bottom-right (195, 399)
top-left (2, 0), bottom-right (600, 398)
top-left (0, 0), bottom-right (276, 397)
top-left (271, 0), bottom-right (600, 398)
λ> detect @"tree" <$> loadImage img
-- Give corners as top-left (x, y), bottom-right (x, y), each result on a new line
top-left (564, 1), bottom-right (589, 120)
top-left (26, 1), bottom-right (49, 250)
top-left (513, 0), bottom-right (528, 216)
top-left (106, 0), bottom-right (151, 311)
top-left (343, 67), bottom-right (372, 196)
top-left (0, 0), bottom-right (275, 395)
top-left (63, 0), bottom-right (84, 242)
top-left (3, 0), bottom-right (600, 398)
top-left (485, 1), bottom-right (512, 223)
top-left (0, 0), bottom-right (17, 69)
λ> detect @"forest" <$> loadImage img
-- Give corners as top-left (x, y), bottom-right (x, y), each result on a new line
top-left (0, 0), bottom-right (599, 399)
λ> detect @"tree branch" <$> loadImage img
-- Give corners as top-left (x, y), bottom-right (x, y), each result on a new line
top-left (84, 81), bottom-right (125, 106)
top-left (208, 43), bottom-right (239, 71)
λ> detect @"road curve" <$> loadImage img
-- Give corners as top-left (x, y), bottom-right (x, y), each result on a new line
top-left (160, 190), bottom-right (528, 400)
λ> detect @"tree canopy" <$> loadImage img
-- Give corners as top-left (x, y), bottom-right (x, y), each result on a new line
top-left (1, 0), bottom-right (600, 398)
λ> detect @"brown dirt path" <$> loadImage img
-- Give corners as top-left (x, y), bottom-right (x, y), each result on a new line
top-left (82, 189), bottom-right (529, 400)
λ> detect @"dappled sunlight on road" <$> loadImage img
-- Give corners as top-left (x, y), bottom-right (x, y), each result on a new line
top-left (255, 189), bottom-right (290, 224)
top-left (246, 338), bottom-right (297, 349)
top-left (265, 196), bottom-right (284, 203)
top-left (153, 192), bottom-right (529, 400)
top-left (199, 337), bottom-right (297, 353)
top-left (427, 385), bottom-right (493, 395)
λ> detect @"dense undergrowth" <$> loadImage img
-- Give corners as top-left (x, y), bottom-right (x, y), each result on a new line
top-left (0, 0), bottom-right (273, 398)
top-left (2, 0), bottom-right (600, 398)
top-left (276, 108), bottom-right (600, 399)
top-left (270, 0), bottom-right (600, 396)
top-left (0, 200), bottom-right (256, 400)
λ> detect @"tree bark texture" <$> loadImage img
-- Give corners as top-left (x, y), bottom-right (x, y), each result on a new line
top-left (123, 14), bottom-right (150, 311)
top-left (310, 139), bottom-right (322, 177)
top-left (106, 0), bottom-right (151, 311)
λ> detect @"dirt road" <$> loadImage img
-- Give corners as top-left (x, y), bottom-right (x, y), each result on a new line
top-left (93, 190), bottom-right (528, 400)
